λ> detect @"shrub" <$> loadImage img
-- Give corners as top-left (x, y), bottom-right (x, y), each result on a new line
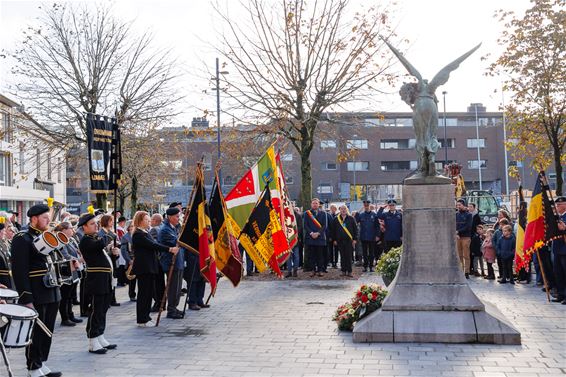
top-left (375, 246), bottom-right (403, 284)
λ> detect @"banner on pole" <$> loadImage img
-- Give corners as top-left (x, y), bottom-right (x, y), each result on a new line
top-left (86, 113), bottom-right (121, 193)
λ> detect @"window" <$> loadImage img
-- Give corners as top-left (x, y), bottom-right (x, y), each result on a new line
top-left (47, 152), bottom-right (52, 180)
top-left (383, 118), bottom-right (412, 127)
top-left (468, 160), bottom-right (487, 169)
top-left (445, 118), bottom-right (458, 127)
top-left (321, 162), bottom-right (337, 171)
top-left (380, 161), bottom-right (414, 171)
top-left (467, 138), bottom-right (485, 148)
top-left (380, 139), bottom-right (415, 149)
top-left (19, 142), bottom-right (25, 174)
top-left (317, 183), bottom-right (333, 194)
top-left (281, 153), bottom-right (293, 161)
top-left (57, 157), bottom-right (62, 183)
top-left (36, 148), bottom-right (41, 177)
top-left (347, 139), bottom-right (368, 149)
top-left (346, 161), bottom-right (369, 171)
top-left (0, 153), bottom-right (12, 186)
top-left (438, 138), bottom-right (455, 148)
top-left (1, 112), bottom-right (11, 143)
top-left (320, 140), bottom-right (336, 149)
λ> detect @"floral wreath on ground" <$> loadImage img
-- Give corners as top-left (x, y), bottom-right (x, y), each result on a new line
top-left (332, 283), bottom-right (388, 331)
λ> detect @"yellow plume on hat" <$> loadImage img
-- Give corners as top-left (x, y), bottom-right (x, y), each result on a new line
top-left (0, 217), bottom-right (5, 224)
top-left (47, 197), bottom-right (54, 208)
top-left (87, 205), bottom-right (95, 215)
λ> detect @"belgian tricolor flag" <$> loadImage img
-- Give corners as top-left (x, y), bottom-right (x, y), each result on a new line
top-left (523, 171), bottom-right (560, 257)
top-left (514, 185), bottom-right (528, 272)
top-left (238, 184), bottom-right (290, 277)
top-left (209, 171), bottom-right (243, 287)
top-left (179, 163), bottom-right (217, 296)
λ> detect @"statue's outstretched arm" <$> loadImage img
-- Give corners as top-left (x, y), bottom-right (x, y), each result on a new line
top-left (429, 43), bottom-right (482, 92)
top-left (381, 37), bottom-right (422, 82)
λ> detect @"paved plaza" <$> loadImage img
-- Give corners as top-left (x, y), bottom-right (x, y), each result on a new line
top-left (6, 273), bottom-right (566, 377)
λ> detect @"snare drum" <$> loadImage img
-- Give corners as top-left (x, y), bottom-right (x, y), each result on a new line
top-left (32, 231), bottom-right (60, 255)
top-left (0, 288), bottom-right (18, 300)
top-left (0, 304), bottom-right (37, 348)
top-left (56, 231), bottom-right (69, 245)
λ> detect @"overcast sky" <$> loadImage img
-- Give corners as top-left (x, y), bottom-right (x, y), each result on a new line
top-left (0, 0), bottom-right (531, 125)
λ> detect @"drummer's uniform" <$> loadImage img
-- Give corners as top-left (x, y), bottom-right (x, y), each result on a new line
top-left (0, 238), bottom-right (13, 288)
top-left (10, 225), bottom-right (61, 372)
top-left (80, 233), bottom-right (113, 343)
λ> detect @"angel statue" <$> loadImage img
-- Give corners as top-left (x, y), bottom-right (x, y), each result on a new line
top-left (382, 38), bottom-right (481, 182)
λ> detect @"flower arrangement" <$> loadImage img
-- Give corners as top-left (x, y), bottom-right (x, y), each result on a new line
top-left (375, 246), bottom-right (403, 286)
top-left (332, 283), bottom-right (388, 331)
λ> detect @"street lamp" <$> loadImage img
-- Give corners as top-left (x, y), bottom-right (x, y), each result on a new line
top-left (212, 57), bottom-right (229, 177)
top-left (442, 91), bottom-right (448, 165)
top-left (474, 104), bottom-right (483, 190)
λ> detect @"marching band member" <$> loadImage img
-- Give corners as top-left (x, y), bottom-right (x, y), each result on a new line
top-left (10, 204), bottom-right (62, 377)
top-left (0, 217), bottom-right (13, 288)
top-left (98, 214), bottom-right (120, 307)
top-left (78, 213), bottom-right (118, 354)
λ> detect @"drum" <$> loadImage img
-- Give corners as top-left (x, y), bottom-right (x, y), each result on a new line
top-left (32, 231), bottom-right (60, 256)
top-left (56, 231), bottom-right (69, 245)
top-left (0, 288), bottom-right (18, 300)
top-left (0, 304), bottom-right (37, 348)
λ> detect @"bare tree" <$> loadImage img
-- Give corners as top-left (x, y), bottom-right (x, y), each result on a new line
top-left (10, 3), bottom-right (183, 207)
top-left (216, 0), bottom-right (396, 206)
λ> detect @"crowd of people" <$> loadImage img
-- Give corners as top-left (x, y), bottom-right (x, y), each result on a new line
top-left (0, 202), bottom-right (211, 377)
top-left (0, 194), bottom-right (564, 377)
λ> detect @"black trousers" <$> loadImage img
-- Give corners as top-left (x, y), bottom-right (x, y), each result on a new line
top-left (58, 282), bottom-right (77, 321)
top-left (327, 243), bottom-right (339, 267)
top-left (137, 273), bottom-right (155, 324)
top-left (553, 253), bottom-right (566, 298)
top-left (307, 245), bottom-right (326, 273)
top-left (538, 247), bottom-right (556, 288)
top-left (26, 301), bottom-right (58, 371)
top-left (116, 266), bottom-right (127, 286)
top-left (80, 278), bottom-right (91, 316)
top-left (86, 294), bottom-right (110, 339)
top-left (153, 265), bottom-right (165, 308)
top-left (501, 258), bottom-right (514, 281)
top-left (337, 240), bottom-right (353, 273)
top-left (384, 240), bottom-right (402, 253)
top-left (166, 269), bottom-right (184, 314)
top-left (361, 241), bottom-right (375, 268)
top-left (189, 280), bottom-right (206, 305)
top-left (487, 262), bottom-right (495, 278)
top-left (128, 277), bottom-right (137, 299)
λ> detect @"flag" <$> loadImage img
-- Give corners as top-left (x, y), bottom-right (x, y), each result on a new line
top-left (238, 185), bottom-right (290, 277)
top-left (86, 113), bottom-right (114, 193)
top-left (275, 152), bottom-right (298, 250)
top-left (209, 170), bottom-right (243, 287)
top-left (514, 184), bottom-right (528, 272)
top-left (178, 164), bottom-right (217, 296)
top-left (225, 145), bottom-right (280, 229)
top-left (523, 171), bottom-right (560, 257)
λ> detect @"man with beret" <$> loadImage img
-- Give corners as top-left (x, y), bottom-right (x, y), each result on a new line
top-left (158, 207), bottom-right (185, 318)
top-left (551, 196), bottom-right (566, 304)
top-left (78, 213), bottom-right (118, 354)
top-left (377, 199), bottom-right (403, 253)
top-left (10, 204), bottom-right (62, 377)
top-left (355, 200), bottom-right (381, 272)
top-left (9, 210), bottom-right (21, 231)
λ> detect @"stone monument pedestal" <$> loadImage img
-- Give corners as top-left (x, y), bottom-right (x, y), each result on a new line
top-left (353, 182), bottom-right (521, 344)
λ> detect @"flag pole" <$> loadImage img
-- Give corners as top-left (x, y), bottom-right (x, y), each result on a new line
top-left (155, 252), bottom-right (178, 327)
top-left (535, 250), bottom-right (552, 302)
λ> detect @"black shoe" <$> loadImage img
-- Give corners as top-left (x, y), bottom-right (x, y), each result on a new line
top-left (551, 297), bottom-right (565, 302)
top-left (166, 312), bottom-right (183, 319)
top-left (46, 371), bottom-right (63, 377)
top-left (369, 268), bottom-right (374, 272)
top-left (562, 300), bottom-right (566, 305)
top-left (104, 343), bottom-right (117, 350)
top-left (198, 303), bottom-right (210, 308)
top-left (70, 317), bottom-right (83, 323)
top-left (61, 320), bottom-right (76, 327)
top-left (72, 300), bottom-right (80, 305)
top-left (285, 272), bottom-right (292, 278)
top-left (499, 279), bottom-right (508, 284)
top-left (130, 297), bottom-right (137, 302)
top-left (110, 302), bottom-right (121, 307)
top-left (188, 304), bottom-right (201, 311)
top-left (89, 348), bottom-right (107, 354)
top-left (181, 288), bottom-right (188, 293)
top-left (465, 273), bottom-right (470, 279)
top-left (509, 280), bottom-right (515, 285)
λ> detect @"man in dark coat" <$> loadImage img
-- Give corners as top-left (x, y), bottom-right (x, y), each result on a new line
top-left (303, 198), bottom-right (328, 277)
top-left (0, 219), bottom-right (13, 288)
top-left (377, 199), bottom-right (403, 252)
top-left (331, 205), bottom-right (358, 276)
top-left (11, 204), bottom-right (62, 377)
top-left (355, 200), bottom-right (381, 272)
top-left (79, 213), bottom-right (118, 355)
top-left (456, 199), bottom-right (473, 279)
top-left (551, 196), bottom-right (566, 304)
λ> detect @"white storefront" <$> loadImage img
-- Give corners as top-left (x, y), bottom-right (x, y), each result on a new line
top-left (0, 94), bottom-right (66, 225)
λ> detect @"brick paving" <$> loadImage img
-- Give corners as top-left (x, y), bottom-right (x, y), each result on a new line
top-left (4, 272), bottom-right (566, 377)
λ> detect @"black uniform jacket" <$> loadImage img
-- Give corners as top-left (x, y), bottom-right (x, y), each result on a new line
top-left (331, 215), bottom-right (358, 242)
top-left (0, 241), bottom-right (12, 288)
top-left (80, 234), bottom-right (113, 295)
top-left (132, 228), bottom-right (170, 275)
top-left (10, 227), bottom-right (61, 305)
